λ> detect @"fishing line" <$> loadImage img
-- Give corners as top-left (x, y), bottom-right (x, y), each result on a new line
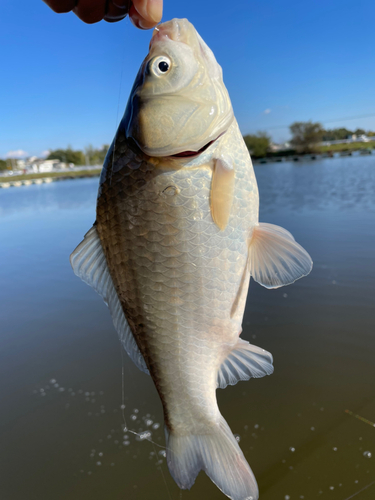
top-left (112, 21), bottom-right (171, 500)
top-left (109, 18), bottom-right (128, 187)
top-left (120, 345), bottom-right (128, 431)
top-left (119, 333), bottom-right (167, 450)
top-left (343, 479), bottom-right (375, 499)
top-left (109, 62), bottom-right (124, 187)
top-left (120, 340), bottom-right (165, 448)
top-left (113, 17), bottom-right (167, 450)
top-left (121, 345), bottom-right (170, 497)
top-left (345, 409), bottom-right (375, 428)
top-left (127, 429), bottom-right (166, 449)
top-left (151, 440), bottom-right (173, 500)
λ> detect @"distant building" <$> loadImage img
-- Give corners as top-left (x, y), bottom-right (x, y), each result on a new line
top-left (350, 134), bottom-right (370, 142)
top-left (269, 142), bottom-right (291, 152)
top-left (30, 159), bottom-right (59, 172)
top-left (16, 159), bottom-right (26, 169)
top-left (25, 159), bottom-right (73, 172)
top-left (321, 135), bottom-right (374, 146)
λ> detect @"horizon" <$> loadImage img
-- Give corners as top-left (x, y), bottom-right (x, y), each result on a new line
top-left (2, 0), bottom-right (375, 158)
top-left (3, 122), bottom-right (375, 161)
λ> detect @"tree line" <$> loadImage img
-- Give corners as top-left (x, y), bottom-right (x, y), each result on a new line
top-left (244, 122), bottom-right (375, 158)
top-left (0, 145), bottom-right (110, 170)
top-left (2, 123), bottom-right (375, 171)
top-left (46, 144), bottom-right (110, 165)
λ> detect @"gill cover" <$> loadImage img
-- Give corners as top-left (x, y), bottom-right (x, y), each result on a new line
top-left (122, 18), bottom-right (233, 157)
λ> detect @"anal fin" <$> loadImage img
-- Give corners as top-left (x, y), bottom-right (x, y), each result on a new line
top-left (70, 226), bottom-right (149, 375)
top-left (217, 339), bottom-right (274, 389)
top-left (248, 222), bottom-right (313, 289)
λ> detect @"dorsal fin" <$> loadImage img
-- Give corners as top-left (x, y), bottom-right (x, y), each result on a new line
top-left (217, 339), bottom-right (274, 389)
top-left (70, 226), bottom-right (149, 375)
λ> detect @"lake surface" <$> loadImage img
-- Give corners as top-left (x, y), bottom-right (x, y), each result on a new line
top-left (0, 156), bottom-right (374, 500)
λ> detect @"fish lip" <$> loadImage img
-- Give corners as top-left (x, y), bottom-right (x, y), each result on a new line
top-left (169, 140), bottom-right (215, 158)
top-left (149, 19), bottom-right (187, 48)
top-left (167, 132), bottom-right (225, 159)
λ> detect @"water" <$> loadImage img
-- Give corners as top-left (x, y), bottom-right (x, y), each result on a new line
top-left (0, 156), bottom-right (374, 500)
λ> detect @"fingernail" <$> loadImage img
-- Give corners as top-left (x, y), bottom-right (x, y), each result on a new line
top-left (112, 0), bottom-right (130, 8)
top-left (104, 13), bottom-right (128, 22)
top-left (147, 0), bottom-right (162, 23)
top-left (133, 0), bottom-right (162, 24)
top-left (129, 4), bottom-right (156, 29)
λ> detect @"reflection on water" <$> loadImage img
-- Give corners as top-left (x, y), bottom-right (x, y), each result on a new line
top-left (257, 155), bottom-right (375, 213)
top-left (0, 156), bottom-right (374, 500)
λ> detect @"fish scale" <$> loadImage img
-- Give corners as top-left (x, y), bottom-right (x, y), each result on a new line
top-left (71, 18), bottom-right (312, 500)
top-left (96, 123), bottom-right (254, 431)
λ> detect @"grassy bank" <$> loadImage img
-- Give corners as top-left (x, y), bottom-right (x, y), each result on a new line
top-left (0, 168), bottom-right (102, 184)
top-left (318, 141), bottom-right (374, 153)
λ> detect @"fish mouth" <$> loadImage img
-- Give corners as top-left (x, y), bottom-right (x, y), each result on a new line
top-left (150, 19), bottom-right (187, 48)
top-left (169, 133), bottom-right (224, 159)
top-left (170, 140), bottom-right (215, 158)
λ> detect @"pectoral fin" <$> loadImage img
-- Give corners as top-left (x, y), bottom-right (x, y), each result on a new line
top-left (248, 222), bottom-right (313, 289)
top-left (210, 157), bottom-right (235, 231)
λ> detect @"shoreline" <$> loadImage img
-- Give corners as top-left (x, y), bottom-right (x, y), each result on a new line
top-left (0, 168), bottom-right (101, 189)
top-left (1, 147), bottom-right (374, 188)
top-left (252, 148), bottom-right (374, 164)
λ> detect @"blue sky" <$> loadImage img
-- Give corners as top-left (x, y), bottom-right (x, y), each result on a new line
top-left (2, 0), bottom-right (375, 158)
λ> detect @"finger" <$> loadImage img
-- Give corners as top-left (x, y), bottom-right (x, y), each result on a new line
top-left (129, 3), bottom-right (157, 29)
top-left (104, 0), bottom-right (129, 22)
top-left (112, 0), bottom-right (131, 8)
top-left (133, 0), bottom-right (162, 24)
top-left (73, 0), bottom-right (106, 24)
top-left (42, 0), bottom-right (76, 14)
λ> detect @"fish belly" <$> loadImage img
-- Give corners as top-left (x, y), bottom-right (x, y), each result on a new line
top-left (96, 126), bottom-right (258, 433)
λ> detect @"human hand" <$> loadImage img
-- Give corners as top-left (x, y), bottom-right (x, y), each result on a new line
top-left (43, 0), bottom-right (162, 29)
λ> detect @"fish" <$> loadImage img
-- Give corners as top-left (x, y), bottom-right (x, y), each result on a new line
top-left (70, 18), bottom-right (312, 500)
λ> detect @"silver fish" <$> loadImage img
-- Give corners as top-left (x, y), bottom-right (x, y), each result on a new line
top-left (71, 18), bottom-right (312, 500)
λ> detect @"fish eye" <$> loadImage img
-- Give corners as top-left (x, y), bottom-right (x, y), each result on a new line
top-left (149, 56), bottom-right (172, 76)
top-left (158, 61), bottom-right (169, 72)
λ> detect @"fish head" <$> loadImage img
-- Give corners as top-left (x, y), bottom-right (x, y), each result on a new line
top-left (123, 18), bottom-right (233, 157)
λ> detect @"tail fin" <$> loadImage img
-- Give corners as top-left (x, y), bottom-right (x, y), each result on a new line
top-left (165, 416), bottom-right (259, 500)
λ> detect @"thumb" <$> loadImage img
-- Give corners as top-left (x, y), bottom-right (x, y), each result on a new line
top-left (131, 0), bottom-right (162, 26)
